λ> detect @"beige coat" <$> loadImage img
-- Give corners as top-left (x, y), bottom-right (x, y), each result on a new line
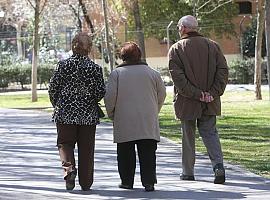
top-left (104, 63), bottom-right (166, 143)
top-left (168, 32), bottom-right (228, 120)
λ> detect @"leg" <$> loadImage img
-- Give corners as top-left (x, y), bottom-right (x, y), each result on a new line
top-left (77, 125), bottom-right (96, 190)
top-left (56, 123), bottom-right (77, 177)
top-left (137, 139), bottom-right (157, 191)
top-left (197, 115), bottom-right (225, 184)
top-left (181, 120), bottom-right (196, 177)
top-left (197, 115), bottom-right (223, 167)
top-left (117, 141), bottom-right (136, 188)
top-left (56, 123), bottom-right (77, 190)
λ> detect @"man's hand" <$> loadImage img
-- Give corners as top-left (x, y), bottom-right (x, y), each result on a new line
top-left (200, 92), bottom-right (214, 103)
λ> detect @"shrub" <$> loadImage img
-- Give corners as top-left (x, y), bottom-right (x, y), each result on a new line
top-left (0, 63), bottom-right (56, 89)
top-left (229, 57), bottom-right (267, 84)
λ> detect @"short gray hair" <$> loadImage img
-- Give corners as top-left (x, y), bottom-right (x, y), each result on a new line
top-left (178, 15), bottom-right (198, 30)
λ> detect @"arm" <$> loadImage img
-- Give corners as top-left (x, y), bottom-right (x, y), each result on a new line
top-left (209, 43), bottom-right (229, 97)
top-left (168, 47), bottom-right (202, 100)
top-left (104, 70), bottom-right (118, 119)
top-left (94, 65), bottom-right (106, 102)
top-left (156, 72), bottom-right (166, 112)
top-left (48, 62), bottom-right (63, 107)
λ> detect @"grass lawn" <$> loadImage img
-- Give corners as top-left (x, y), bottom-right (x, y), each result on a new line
top-left (0, 89), bottom-right (269, 178)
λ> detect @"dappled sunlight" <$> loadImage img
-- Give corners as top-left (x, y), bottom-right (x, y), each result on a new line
top-left (0, 108), bottom-right (270, 199)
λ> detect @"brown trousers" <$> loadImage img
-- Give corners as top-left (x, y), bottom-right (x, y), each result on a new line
top-left (56, 123), bottom-right (96, 189)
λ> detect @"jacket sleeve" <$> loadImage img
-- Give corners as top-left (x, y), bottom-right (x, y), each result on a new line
top-left (209, 43), bottom-right (229, 97)
top-left (104, 70), bottom-right (118, 120)
top-left (168, 46), bottom-right (202, 100)
top-left (48, 62), bottom-right (63, 108)
top-left (94, 66), bottom-right (106, 102)
top-left (156, 72), bottom-right (166, 113)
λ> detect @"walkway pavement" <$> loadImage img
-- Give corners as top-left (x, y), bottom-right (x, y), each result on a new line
top-left (0, 108), bottom-right (269, 200)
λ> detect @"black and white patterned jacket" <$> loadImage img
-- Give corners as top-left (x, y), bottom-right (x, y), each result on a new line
top-left (48, 54), bottom-right (105, 125)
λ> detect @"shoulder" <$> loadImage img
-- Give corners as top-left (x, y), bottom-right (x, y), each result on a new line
top-left (87, 59), bottom-right (102, 70)
top-left (207, 38), bottom-right (222, 50)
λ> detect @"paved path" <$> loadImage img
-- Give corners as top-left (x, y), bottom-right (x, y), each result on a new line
top-left (0, 108), bottom-right (269, 200)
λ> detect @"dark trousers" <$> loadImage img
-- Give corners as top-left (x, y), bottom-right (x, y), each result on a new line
top-left (56, 123), bottom-right (96, 189)
top-left (117, 139), bottom-right (157, 187)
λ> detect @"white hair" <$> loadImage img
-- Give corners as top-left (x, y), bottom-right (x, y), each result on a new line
top-left (178, 15), bottom-right (198, 30)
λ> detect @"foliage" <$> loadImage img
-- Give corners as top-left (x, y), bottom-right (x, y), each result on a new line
top-left (229, 58), bottom-right (255, 84)
top-left (9, 63), bottom-right (32, 89)
top-left (125, 0), bottom-right (238, 42)
top-left (195, 1), bottom-right (238, 38)
top-left (229, 57), bottom-right (268, 84)
top-left (0, 63), bottom-right (55, 89)
top-left (242, 18), bottom-right (266, 58)
top-left (138, 0), bottom-right (192, 42)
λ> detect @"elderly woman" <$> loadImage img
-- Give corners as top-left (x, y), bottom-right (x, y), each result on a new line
top-left (104, 42), bottom-right (166, 192)
top-left (48, 32), bottom-right (105, 191)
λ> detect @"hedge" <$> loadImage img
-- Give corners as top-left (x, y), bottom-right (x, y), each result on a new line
top-left (229, 58), bottom-right (268, 84)
top-left (0, 63), bottom-right (55, 89)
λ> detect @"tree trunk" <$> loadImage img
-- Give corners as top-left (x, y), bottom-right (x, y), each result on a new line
top-left (16, 23), bottom-right (23, 59)
top-left (31, 0), bottom-right (40, 102)
top-left (69, 5), bottom-right (82, 31)
top-left (265, 0), bottom-right (270, 100)
top-left (78, 0), bottom-right (94, 35)
top-left (254, 0), bottom-right (265, 100)
top-left (102, 0), bottom-right (114, 71)
top-left (132, 0), bottom-right (146, 62)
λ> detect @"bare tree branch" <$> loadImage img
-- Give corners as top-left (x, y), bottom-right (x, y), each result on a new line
top-left (78, 0), bottom-right (94, 34)
top-left (39, 0), bottom-right (48, 15)
top-left (199, 0), bottom-right (233, 16)
top-left (26, 0), bottom-right (35, 9)
top-left (197, 0), bottom-right (212, 12)
top-left (69, 4), bottom-right (82, 30)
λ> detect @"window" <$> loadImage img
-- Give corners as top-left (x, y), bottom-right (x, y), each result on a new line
top-left (238, 1), bottom-right (252, 14)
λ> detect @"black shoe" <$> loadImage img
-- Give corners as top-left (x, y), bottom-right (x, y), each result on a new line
top-left (119, 183), bottom-right (133, 189)
top-left (81, 186), bottom-right (91, 191)
top-left (213, 163), bottom-right (225, 184)
top-left (180, 174), bottom-right (195, 181)
top-left (65, 170), bottom-right (77, 190)
top-left (144, 184), bottom-right (155, 192)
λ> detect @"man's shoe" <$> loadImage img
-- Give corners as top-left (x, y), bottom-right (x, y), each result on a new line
top-left (214, 163), bottom-right (225, 184)
top-left (118, 183), bottom-right (133, 189)
top-left (180, 174), bottom-right (195, 181)
top-left (65, 170), bottom-right (77, 190)
top-left (81, 186), bottom-right (91, 191)
top-left (144, 184), bottom-right (155, 192)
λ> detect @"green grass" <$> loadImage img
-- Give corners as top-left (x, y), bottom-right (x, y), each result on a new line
top-left (0, 94), bottom-right (52, 109)
top-left (159, 90), bottom-right (270, 178)
top-left (0, 90), bottom-right (269, 178)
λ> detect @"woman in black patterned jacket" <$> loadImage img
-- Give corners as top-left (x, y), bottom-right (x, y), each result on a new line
top-left (48, 32), bottom-right (105, 191)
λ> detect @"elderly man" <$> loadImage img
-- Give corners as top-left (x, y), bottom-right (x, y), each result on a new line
top-left (168, 15), bottom-right (228, 184)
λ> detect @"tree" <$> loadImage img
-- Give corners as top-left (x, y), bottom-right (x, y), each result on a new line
top-left (121, 0), bottom-right (146, 62)
top-left (265, 0), bottom-right (270, 100)
top-left (27, 0), bottom-right (48, 102)
top-left (254, 0), bottom-right (265, 100)
top-left (131, 0), bottom-right (146, 62)
top-left (138, 0), bottom-right (237, 43)
top-left (242, 19), bottom-right (266, 58)
top-left (0, 0), bottom-right (32, 59)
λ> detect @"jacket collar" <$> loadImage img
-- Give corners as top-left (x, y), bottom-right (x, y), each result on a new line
top-left (181, 31), bottom-right (203, 39)
top-left (117, 61), bottom-right (148, 68)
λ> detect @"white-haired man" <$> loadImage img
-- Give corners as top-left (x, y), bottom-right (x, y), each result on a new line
top-left (168, 15), bottom-right (228, 184)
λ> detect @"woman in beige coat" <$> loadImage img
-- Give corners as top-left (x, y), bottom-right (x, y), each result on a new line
top-left (104, 42), bottom-right (166, 192)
